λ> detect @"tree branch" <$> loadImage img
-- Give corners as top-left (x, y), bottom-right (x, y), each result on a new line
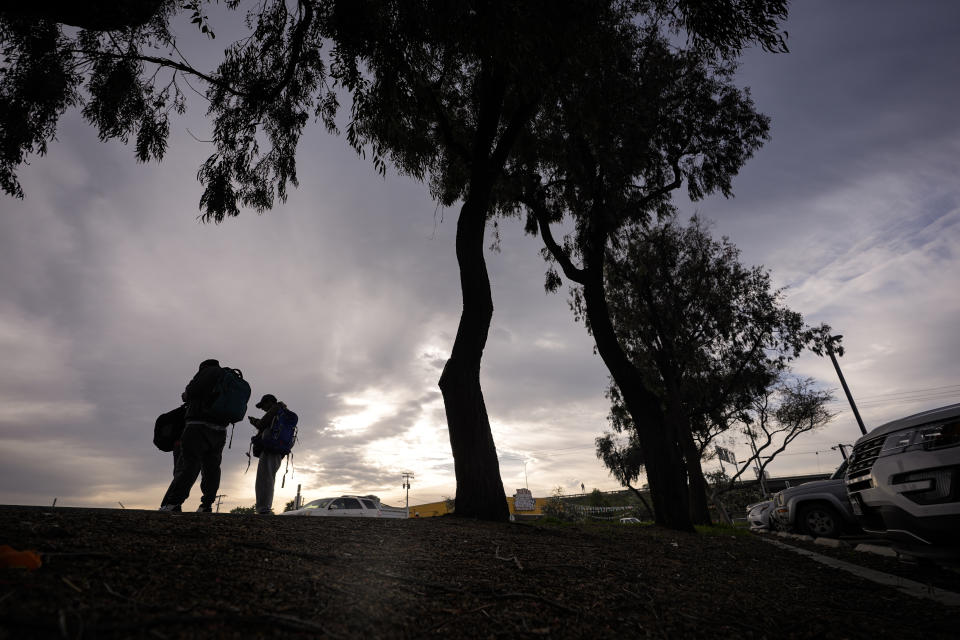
top-left (630, 151), bottom-right (684, 208)
top-left (490, 97), bottom-right (538, 170)
top-left (65, 48), bottom-right (242, 97)
top-left (258, 0), bottom-right (315, 105)
top-left (523, 196), bottom-right (586, 284)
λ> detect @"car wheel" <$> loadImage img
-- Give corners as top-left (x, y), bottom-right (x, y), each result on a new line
top-left (797, 503), bottom-right (841, 538)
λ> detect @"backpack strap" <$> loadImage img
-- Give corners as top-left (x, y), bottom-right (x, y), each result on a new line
top-left (281, 452), bottom-right (294, 488)
top-left (244, 440), bottom-right (253, 474)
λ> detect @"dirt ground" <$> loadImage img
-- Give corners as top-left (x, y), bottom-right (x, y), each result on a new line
top-left (0, 505), bottom-right (957, 639)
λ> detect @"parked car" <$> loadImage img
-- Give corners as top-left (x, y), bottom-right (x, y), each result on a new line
top-left (845, 403), bottom-right (960, 556)
top-left (770, 459), bottom-right (859, 538)
top-left (280, 495), bottom-right (408, 518)
top-left (745, 499), bottom-right (775, 532)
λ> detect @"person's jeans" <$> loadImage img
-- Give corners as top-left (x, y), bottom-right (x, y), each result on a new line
top-left (255, 452), bottom-right (285, 513)
top-left (161, 424), bottom-right (226, 508)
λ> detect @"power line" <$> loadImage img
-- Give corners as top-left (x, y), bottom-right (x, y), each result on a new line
top-left (831, 383), bottom-right (960, 403)
top-left (828, 390), bottom-right (960, 410)
top-left (493, 386), bottom-right (960, 464)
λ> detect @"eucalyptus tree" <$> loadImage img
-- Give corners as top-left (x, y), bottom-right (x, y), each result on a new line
top-left (598, 215), bottom-right (835, 523)
top-left (517, 26), bottom-right (777, 528)
top-left (320, 1), bottom-right (641, 521)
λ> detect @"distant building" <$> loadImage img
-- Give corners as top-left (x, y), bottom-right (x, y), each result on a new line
top-left (514, 488), bottom-right (536, 511)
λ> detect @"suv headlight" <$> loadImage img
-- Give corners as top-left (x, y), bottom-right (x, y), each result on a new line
top-left (917, 421), bottom-right (960, 450)
top-left (880, 420), bottom-right (960, 455)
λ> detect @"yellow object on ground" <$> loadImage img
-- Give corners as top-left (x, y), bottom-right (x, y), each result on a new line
top-left (409, 495), bottom-right (551, 518)
top-left (0, 544), bottom-right (42, 570)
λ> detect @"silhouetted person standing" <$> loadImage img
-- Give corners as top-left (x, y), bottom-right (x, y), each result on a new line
top-left (160, 359), bottom-right (228, 513)
top-left (248, 394), bottom-right (291, 515)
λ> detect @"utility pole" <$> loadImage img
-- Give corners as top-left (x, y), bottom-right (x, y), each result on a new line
top-left (826, 335), bottom-right (867, 435)
top-left (401, 472), bottom-right (414, 515)
top-left (215, 494), bottom-right (226, 513)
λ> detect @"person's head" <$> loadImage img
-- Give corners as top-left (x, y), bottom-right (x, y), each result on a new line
top-left (198, 359), bottom-right (220, 371)
top-left (255, 394), bottom-right (278, 410)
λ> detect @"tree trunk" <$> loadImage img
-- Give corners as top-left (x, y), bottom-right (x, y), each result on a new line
top-left (625, 483), bottom-right (655, 521)
top-left (675, 415), bottom-right (712, 525)
top-left (579, 263), bottom-right (693, 531)
top-left (438, 185), bottom-right (509, 522)
top-left (660, 377), bottom-right (711, 525)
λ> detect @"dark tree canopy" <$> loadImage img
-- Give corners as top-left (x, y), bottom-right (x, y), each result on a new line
top-left (602, 215), bottom-right (827, 434)
top-left (595, 215), bottom-right (836, 507)
top-left (2, 0), bottom-right (791, 211)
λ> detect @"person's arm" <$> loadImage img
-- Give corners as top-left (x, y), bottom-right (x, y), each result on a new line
top-left (260, 406), bottom-right (280, 430)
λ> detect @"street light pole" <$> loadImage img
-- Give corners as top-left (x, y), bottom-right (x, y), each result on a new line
top-left (826, 335), bottom-right (867, 435)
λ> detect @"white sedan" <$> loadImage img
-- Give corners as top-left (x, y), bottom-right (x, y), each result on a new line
top-left (280, 495), bottom-right (407, 518)
top-left (746, 499), bottom-right (775, 531)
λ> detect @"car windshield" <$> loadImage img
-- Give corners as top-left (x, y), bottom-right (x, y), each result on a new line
top-left (302, 499), bottom-right (333, 510)
top-left (830, 459), bottom-right (848, 480)
top-left (331, 498), bottom-right (363, 509)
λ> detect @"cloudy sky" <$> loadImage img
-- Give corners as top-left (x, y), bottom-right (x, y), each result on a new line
top-left (2, 1), bottom-right (959, 512)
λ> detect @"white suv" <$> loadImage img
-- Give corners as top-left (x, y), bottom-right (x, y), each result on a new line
top-left (845, 403), bottom-right (960, 555)
top-left (280, 495), bottom-right (408, 518)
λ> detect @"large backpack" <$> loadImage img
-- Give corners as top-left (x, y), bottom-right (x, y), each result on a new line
top-left (205, 367), bottom-right (251, 425)
top-left (261, 406), bottom-right (298, 455)
top-left (153, 404), bottom-right (187, 452)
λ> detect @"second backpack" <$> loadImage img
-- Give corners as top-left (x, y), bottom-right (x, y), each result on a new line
top-left (153, 404), bottom-right (187, 452)
top-left (261, 407), bottom-right (298, 455)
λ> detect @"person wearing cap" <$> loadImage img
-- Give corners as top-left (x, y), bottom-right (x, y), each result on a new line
top-left (248, 393), bottom-right (288, 515)
top-left (159, 358), bottom-right (229, 513)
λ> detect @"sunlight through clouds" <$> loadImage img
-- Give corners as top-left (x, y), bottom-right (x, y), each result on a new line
top-left (327, 391), bottom-right (398, 437)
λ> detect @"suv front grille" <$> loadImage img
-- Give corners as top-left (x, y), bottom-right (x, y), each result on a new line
top-left (848, 435), bottom-right (884, 479)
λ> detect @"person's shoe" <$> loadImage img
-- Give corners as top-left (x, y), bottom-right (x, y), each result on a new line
top-left (197, 505), bottom-right (213, 513)
top-left (158, 504), bottom-right (182, 513)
